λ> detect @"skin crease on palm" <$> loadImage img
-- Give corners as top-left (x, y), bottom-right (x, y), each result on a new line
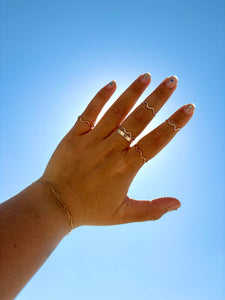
top-left (39, 73), bottom-right (195, 230)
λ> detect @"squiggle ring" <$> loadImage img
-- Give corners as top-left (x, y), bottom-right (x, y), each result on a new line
top-left (135, 145), bottom-right (147, 163)
top-left (166, 119), bottom-right (181, 132)
top-left (143, 101), bottom-right (156, 116)
top-left (78, 116), bottom-right (94, 129)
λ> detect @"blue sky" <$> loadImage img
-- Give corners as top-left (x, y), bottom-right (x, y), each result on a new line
top-left (1, 0), bottom-right (225, 299)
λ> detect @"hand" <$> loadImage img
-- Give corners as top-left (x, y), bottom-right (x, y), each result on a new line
top-left (40, 73), bottom-right (195, 228)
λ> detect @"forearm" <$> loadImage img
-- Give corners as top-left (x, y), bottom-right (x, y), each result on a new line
top-left (0, 182), bottom-right (71, 300)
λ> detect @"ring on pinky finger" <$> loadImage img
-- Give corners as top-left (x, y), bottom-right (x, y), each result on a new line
top-left (134, 145), bottom-right (147, 163)
top-left (166, 119), bottom-right (181, 132)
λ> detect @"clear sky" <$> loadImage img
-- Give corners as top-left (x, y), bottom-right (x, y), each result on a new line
top-left (1, 0), bottom-right (225, 299)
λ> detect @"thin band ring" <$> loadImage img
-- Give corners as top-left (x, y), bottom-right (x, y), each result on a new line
top-left (166, 119), bottom-right (181, 132)
top-left (143, 101), bottom-right (156, 116)
top-left (78, 115), bottom-right (94, 129)
top-left (117, 126), bottom-right (135, 142)
top-left (135, 145), bottom-right (147, 163)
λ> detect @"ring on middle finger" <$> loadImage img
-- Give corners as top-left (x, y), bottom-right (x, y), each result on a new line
top-left (117, 126), bottom-right (136, 142)
top-left (142, 100), bottom-right (156, 116)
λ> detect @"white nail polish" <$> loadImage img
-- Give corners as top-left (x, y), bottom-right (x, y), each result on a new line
top-left (165, 76), bottom-right (178, 88)
top-left (183, 103), bottom-right (195, 115)
top-left (106, 81), bottom-right (115, 90)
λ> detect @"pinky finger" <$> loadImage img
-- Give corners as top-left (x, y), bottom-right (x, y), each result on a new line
top-left (128, 103), bottom-right (195, 168)
top-left (72, 80), bottom-right (117, 135)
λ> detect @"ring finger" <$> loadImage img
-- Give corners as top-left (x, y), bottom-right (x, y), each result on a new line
top-left (127, 103), bottom-right (195, 168)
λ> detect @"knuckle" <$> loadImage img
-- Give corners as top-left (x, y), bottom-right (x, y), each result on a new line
top-left (151, 129), bottom-right (166, 147)
top-left (133, 108), bottom-right (149, 124)
top-left (102, 138), bottom-right (120, 157)
top-left (130, 82), bottom-right (142, 94)
top-left (148, 201), bottom-right (163, 221)
top-left (171, 116), bottom-right (183, 129)
top-left (114, 160), bottom-right (129, 175)
top-left (111, 105), bottom-right (127, 117)
top-left (86, 105), bottom-right (98, 118)
top-left (113, 139), bottom-right (124, 150)
top-left (96, 89), bottom-right (107, 101)
top-left (154, 86), bottom-right (168, 100)
top-left (151, 213), bottom-right (163, 221)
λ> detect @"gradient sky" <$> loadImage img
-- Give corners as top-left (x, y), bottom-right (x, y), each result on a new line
top-left (1, 0), bottom-right (225, 299)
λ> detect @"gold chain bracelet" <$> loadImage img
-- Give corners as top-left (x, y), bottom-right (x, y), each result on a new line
top-left (35, 179), bottom-right (74, 234)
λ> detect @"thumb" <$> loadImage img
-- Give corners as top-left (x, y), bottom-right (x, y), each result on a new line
top-left (113, 196), bottom-right (181, 225)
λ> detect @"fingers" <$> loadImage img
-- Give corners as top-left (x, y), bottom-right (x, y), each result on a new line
top-left (93, 73), bottom-right (151, 138)
top-left (72, 81), bottom-right (117, 135)
top-left (128, 103), bottom-right (195, 167)
top-left (112, 196), bottom-right (181, 224)
top-left (111, 76), bottom-right (178, 148)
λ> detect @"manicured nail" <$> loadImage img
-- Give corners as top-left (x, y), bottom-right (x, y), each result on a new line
top-left (167, 202), bottom-right (181, 212)
top-left (183, 103), bottom-right (195, 115)
top-left (139, 73), bottom-right (151, 84)
top-left (165, 76), bottom-right (178, 88)
top-left (106, 81), bottom-right (115, 90)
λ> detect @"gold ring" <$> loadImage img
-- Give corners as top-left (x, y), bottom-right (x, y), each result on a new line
top-left (166, 119), bottom-right (181, 132)
top-left (78, 115), bottom-right (94, 129)
top-left (143, 101), bottom-right (156, 115)
top-left (117, 126), bottom-right (135, 142)
top-left (135, 145), bottom-right (147, 163)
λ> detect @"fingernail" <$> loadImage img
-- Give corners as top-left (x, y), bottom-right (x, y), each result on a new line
top-left (139, 73), bottom-right (151, 84)
top-left (106, 81), bottom-right (115, 90)
top-left (165, 76), bottom-right (178, 89)
top-left (183, 103), bottom-right (195, 115)
top-left (167, 202), bottom-right (181, 212)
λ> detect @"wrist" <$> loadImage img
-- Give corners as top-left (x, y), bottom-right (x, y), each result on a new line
top-left (31, 181), bottom-right (74, 236)
top-left (34, 179), bottom-right (76, 234)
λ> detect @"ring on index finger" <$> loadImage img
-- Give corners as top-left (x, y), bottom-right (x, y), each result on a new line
top-left (78, 115), bottom-right (94, 129)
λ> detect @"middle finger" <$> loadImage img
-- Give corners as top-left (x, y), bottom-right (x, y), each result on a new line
top-left (93, 73), bottom-right (151, 138)
top-left (110, 75), bottom-right (178, 148)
